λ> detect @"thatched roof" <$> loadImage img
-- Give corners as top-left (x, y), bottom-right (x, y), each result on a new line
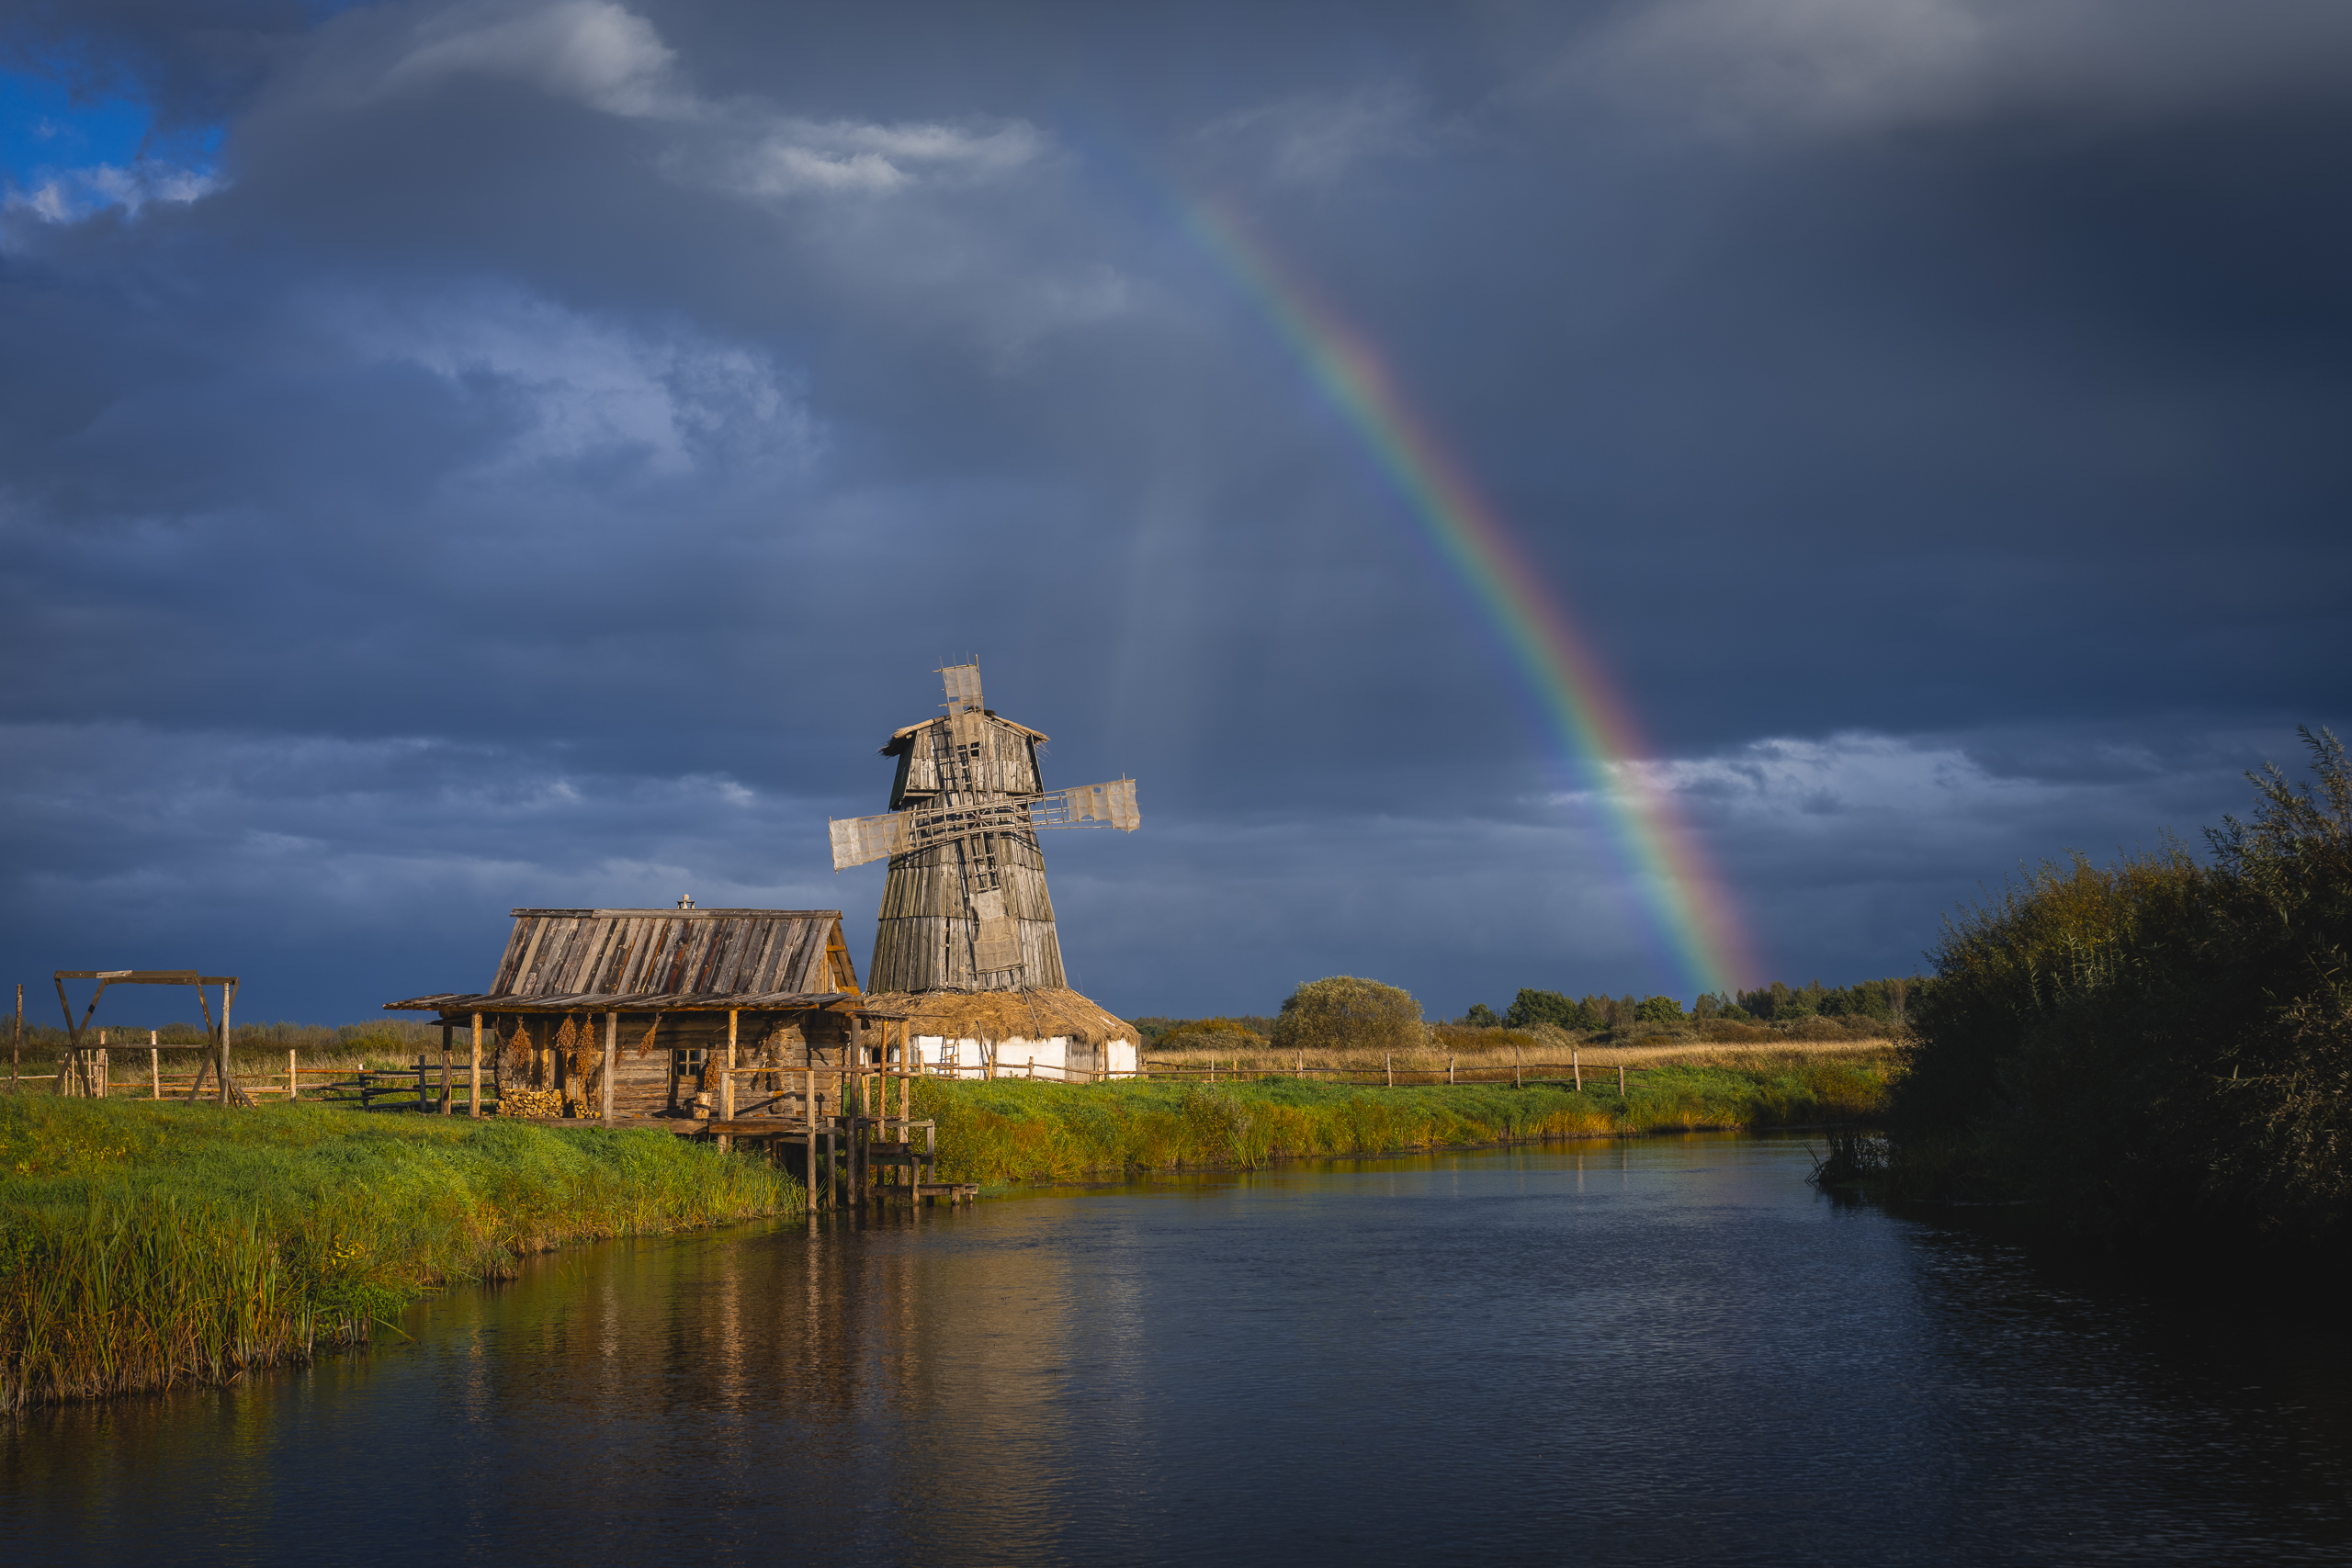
top-left (859, 987), bottom-right (1136, 1047)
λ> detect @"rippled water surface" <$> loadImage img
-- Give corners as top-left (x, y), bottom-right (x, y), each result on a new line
top-left (6, 1134), bottom-right (2350, 1564)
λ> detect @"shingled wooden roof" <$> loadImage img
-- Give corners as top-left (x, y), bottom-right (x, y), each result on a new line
top-left (386, 908), bottom-right (866, 1014)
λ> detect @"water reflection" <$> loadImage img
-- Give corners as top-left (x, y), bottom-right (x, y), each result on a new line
top-left (5, 1135), bottom-right (2348, 1565)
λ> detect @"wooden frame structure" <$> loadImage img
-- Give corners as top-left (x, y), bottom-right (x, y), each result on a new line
top-left (386, 907), bottom-right (967, 1205)
top-left (53, 970), bottom-right (242, 1106)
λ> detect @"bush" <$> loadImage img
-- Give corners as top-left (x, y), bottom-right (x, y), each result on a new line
top-left (1634, 995), bottom-right (1686, 1025)
top-left (1889, 728), bottom-right (2352, 1248)
top-left (1156, 1017), bottom-right (1270, 1055)
top-left (1272, 977), bottom-right (1424, 1056)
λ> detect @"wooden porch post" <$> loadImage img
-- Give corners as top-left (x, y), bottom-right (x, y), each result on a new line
top-left (219, 981), bottom-right (233, 1108)
top-left (850, 1014), bottom-right (865, 1208)
top-left (720, 1010), bottom-right (737, 1153)
top-left (602, 1010), bottom-right (617, 1126)
top-left (724, 1010), bottom-right (738, 1121)
top-left (439, 1023), bottom-right (453, 1114)
top-left (469, 1013), bottom-right (483, 1118)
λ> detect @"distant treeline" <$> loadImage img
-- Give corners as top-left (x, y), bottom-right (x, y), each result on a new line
top-left (1463, 976), bottom-right (1920, 1036)
top-left (1890, 728), bottom-right (2352, 1253)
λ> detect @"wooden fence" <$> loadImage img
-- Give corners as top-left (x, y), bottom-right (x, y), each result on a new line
top-left (1130, 1054), bottom-right (1649, 1093)
top-left (0, 1036), bottom-right (501, 1111)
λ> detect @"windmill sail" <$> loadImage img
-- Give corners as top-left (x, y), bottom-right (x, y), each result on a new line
top-left (829, 778), bottom-right (1140, 872)
top-left (940, 661), bottom-right (984, 715)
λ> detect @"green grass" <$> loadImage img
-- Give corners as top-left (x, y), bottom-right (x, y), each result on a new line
top-left (918, 1056), bottom-right (1889, 1183)
top-left (0, 1098), bottom-right (800, 1409)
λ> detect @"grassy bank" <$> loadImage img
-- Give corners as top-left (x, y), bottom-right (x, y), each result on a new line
top-left (919, 1050), bottom-right (1890, 1183)
top-left (0, 1099), bottom-right (798, 1410)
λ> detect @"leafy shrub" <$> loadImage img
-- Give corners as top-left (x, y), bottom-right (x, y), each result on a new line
top-left (1272, 977), bottom-right (1424, 1056)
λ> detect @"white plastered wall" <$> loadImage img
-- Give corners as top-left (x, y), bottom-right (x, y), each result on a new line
top-left (915, 1034), bottom-right (1140, 1080)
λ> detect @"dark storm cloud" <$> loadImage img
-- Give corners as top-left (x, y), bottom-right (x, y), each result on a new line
top-left (2, 0), bottom-right (2346, 1018)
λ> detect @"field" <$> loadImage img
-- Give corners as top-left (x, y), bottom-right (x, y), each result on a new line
top-left (1140, 1030), bottom-right (1896, 1081)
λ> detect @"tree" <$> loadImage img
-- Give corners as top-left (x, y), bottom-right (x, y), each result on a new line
top-left (1272, 976), bottom-right (1424, 1055)
top-left (1462, 1002), bottom-right (1501, 1027)
top-left (1505, 987), bottom-right (1593, 1030)
top-left (1634, 995), bottom-right (1685, 1026)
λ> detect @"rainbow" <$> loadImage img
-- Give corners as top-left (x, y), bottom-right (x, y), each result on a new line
top-left (1184, 197), bottom-right (1759, 998)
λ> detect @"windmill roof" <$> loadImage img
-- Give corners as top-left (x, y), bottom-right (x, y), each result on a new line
top-left (879, 711), bottom-right (1050, 755)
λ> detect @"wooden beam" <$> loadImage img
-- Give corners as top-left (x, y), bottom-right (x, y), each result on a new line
top-left (469, 1013), bottom-right (482, 1119)
top-left (602, 1010), bottom-right (616, 1126)
top-left (720, 1010), bottom-right (737, 1152)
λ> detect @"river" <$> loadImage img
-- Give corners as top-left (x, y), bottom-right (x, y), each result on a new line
top-left (5, 1134), bottom-right (2348, 1563)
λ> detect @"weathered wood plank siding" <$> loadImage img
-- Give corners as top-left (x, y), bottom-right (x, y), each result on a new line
top-left (870, 705), bottom-right (1072, 993)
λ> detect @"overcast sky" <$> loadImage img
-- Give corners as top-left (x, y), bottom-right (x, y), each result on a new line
top-left (3, 0), bottom-right (2346, 1025)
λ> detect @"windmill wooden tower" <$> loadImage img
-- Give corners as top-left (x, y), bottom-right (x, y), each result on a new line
top-left (831, 663), bottom-right (1139, 993)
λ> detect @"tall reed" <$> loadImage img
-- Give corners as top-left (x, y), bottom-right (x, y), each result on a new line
top-left (919, 1059), bottom-right (1889, 1184)
top-left (0, 1099), bottom-right (799, 1409)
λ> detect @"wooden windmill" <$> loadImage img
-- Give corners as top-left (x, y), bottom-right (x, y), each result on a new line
top-left (831, 663), bottom-right (1138, 993)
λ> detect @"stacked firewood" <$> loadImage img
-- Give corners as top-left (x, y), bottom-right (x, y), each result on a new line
top-left (498, 1085), bottom-right (566, 1118)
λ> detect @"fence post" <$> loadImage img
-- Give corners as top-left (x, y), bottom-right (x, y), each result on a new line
top-left (1385, 1055), bottom-right (1393, 1088)
top-left (1618, 1065), bottom-right (1626, 1097)
top-left (152, 1042), bottom-right (161, 1100)
top-left (289, 1048), bottom-right (299, 1102)
top-left (1573, 1050), bottom-right (1580, 1093)
top-left (1449, 1055), bottom-right (1455, 1086)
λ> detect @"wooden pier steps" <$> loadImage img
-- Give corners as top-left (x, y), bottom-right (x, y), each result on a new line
top-left (910, 1182), bottom-right (978, 1205)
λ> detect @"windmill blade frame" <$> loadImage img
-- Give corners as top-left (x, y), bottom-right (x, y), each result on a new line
top-left (829, 778), bottom-right (1140, 871)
